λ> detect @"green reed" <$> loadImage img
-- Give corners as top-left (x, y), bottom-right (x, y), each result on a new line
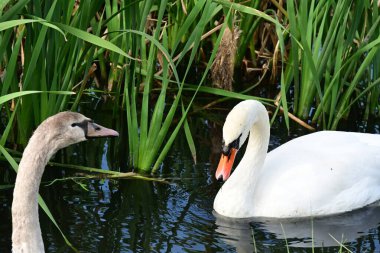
top-left (0, 0), bottom-right (286, 173)
top-left (217, 0), bottom-right (380, 130)
top-left (283, 0), bottom-right (380, 129)
top-left (1, 0), bottom-right (100, 145)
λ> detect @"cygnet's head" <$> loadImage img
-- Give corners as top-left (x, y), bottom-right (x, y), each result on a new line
top-left (33, 112), bottom-right (119, 152)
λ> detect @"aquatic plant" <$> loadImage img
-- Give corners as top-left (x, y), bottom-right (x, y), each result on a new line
top-left (283, 0), bottom-right (380, 129)
top-left (99, 0), bottom-right (228, 172)
top-left (216, 0), bottom-right (380, 129)
top-left (0, 0), bottom-right (232, 172)
top-left (1, 0), bottom-right (380, 171)
top-left (0, 0), bottom-right (110, 145)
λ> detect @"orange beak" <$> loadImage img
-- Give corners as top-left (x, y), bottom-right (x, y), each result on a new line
top-left (215, 148), bottom-right (238, 181)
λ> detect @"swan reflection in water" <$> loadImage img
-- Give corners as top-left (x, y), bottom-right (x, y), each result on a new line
top-left (214, 204), bottom-right (380, 252)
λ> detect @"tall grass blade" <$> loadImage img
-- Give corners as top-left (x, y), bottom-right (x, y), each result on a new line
top-left (1, 28), bottom-right (24, 96)
top-left (54, 23), bottom-right (138, 62)
top-left (152, 8), bottom-right (231, 172)
top-left (0, 0), bottom-right (30, 22)
top-left (0, 101), bottom-right (19, 146)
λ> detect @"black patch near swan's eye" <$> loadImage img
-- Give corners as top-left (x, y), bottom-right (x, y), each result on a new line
top-left (71, 123), bottom-right (78, 127)
top-left (221, 133), bottom-right (242, 156)
top-left (222, 143), bottom-right (230, 156)
top-left (230, 134), bottom-right (241, 149)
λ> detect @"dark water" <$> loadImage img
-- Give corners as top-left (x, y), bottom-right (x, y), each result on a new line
top-left (1, 105), bottom-right (380, 252)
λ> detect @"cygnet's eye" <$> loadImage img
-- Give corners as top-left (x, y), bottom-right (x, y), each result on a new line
top-left (71, 120), bottom-right (89, 128)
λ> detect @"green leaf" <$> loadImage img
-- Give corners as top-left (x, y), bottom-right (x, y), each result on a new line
top-left (0, 19), bottom-right (66, 39)
top-left (0, 91), bottom-right (41, 105)
top-left (54, 23), bottom-right (139, 62)
top-left (183, 118), bottom-right (196, 163)
top-left (0, 91), bottom-right (74, 105)
top-left (0, 101), bottom-right (19, 146)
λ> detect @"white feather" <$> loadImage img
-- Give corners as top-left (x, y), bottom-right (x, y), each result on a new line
top-left (214, 100), bottom-right (380, 218)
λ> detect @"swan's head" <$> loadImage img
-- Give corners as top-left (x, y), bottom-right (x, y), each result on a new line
top-left (37, 112), bottom-right (119, 151)
top-left (215, 100), bottom-right (260, 181)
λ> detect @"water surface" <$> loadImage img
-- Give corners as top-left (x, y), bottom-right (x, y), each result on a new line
top-left (1, 107), bottom-right (380, 252)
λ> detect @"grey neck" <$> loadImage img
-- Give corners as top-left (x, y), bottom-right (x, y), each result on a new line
top-left (12, 130), bottom-right (57, 253)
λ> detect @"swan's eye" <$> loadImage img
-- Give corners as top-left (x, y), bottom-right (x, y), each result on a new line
top-left (222, 145), bottom-right (230, 156)
top-left (221, 134), bottom-right (241, 156)
top-left (71, 123), bottom-right (78, 127)
top-left (230, 134), bottom-right (241, 150)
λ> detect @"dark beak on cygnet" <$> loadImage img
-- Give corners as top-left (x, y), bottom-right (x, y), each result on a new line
top-left (86, 121), bottom-right (119, 138)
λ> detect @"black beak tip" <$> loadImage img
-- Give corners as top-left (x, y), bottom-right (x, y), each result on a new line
top-left (216, 174), bottom-right (224, 182)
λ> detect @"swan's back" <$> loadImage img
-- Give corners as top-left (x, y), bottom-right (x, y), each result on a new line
top-left (254, 131), bottom-right (380, 217)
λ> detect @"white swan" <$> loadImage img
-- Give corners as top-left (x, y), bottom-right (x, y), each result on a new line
top-left (214, 100), bottom-right (380, 218)
top-left (12, 112), bottom-right (119, 253)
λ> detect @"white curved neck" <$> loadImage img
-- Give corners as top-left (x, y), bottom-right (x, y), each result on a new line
top-left (214, 102), bottom-right (270, 217)
top-left (228, 104), bottom-right (270, 189)
top-left (12, 130), bottom-right (57, 253)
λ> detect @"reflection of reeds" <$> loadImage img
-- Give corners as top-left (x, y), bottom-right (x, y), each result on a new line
top-left (211, 27), bottom-right (240, 91)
